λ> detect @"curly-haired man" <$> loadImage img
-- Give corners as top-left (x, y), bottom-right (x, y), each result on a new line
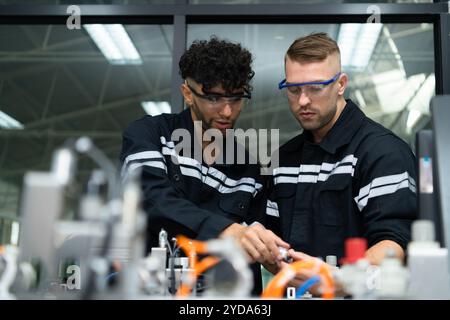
top-left (120, 37), bottom-right (288, 294)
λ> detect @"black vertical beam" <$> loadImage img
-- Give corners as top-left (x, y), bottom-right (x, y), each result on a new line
top-left (171, 14), bottom-right (187, 113)
top-left (434, 13), bottom-right (450, 95)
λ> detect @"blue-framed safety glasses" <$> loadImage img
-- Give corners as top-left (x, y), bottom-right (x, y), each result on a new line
top-left (278, 72), bottom-right (341, 90)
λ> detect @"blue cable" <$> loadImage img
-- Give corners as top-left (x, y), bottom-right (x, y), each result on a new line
top-left (295, 275), bottom-right (321, 298)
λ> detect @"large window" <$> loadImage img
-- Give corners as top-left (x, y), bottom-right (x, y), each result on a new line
top-left (189, 0), bottom-right (434, 3)
top-left (0, 1), bottom-right (174, 4)
top-left (0, 0), bottom-right (435, 3)
top-left (188, 23), bottom-right (435, 150)
top-left (0, 24), bottom-right (173, 241)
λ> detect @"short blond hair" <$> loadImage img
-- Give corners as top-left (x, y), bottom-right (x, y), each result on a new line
top-left (286, 32), bottom-right (340, 63)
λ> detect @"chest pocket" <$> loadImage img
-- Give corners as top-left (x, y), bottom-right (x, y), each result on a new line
top-left (218, 192), bottom-right (253, 221)
top-left (314, 177), bottom-right (351, 226)
top-left (311, 178), bottom-right (351, 258)
top-left (274, 184), bottom-right (296, 199)
top-left (169, 166), bottom-right (190, 197)
top-left (272, 184), bottom-right (297, 218)
top-left (272, 184), bottom-right (297, 240)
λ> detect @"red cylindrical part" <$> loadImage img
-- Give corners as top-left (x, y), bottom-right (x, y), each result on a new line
top-left (344, 237), bottom-right (367, 264)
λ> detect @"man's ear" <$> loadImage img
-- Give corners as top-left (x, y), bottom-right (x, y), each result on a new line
top-left (180, 83), bottom-right (192, 106)
top-left (337, 73), bottom-right (348, 96)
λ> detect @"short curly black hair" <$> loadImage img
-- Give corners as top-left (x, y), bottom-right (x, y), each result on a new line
top-left (179, 36), bottom-right (254, 94)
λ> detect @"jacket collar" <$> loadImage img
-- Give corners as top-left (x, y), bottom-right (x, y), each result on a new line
top-left (282, 99), bottom-right (366, 154)
top-left (317, 99), bottom-right (365, 154)
top-left (179, 107), bottom-right (195, 136)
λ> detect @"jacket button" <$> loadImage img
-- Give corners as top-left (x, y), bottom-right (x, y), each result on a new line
top-left (238, 203), bottom-right (245, 210)
top-left (173, 174), bottom-right (180, 182)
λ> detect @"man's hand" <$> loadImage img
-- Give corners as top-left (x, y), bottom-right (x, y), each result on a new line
top-left (280, 249), bottom-right (323, 295)
top-left (365, 240), bottom-right (404, 265)
top-left (220, 223), bottom-right (290, 265)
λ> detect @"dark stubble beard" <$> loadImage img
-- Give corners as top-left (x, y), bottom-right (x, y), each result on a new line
top-left (300, 103), bottom-right (337, 132)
